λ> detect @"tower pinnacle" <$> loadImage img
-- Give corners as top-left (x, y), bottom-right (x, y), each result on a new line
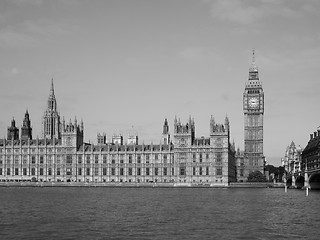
top-left (43, 79), bottom-right (61, 139)
top-left (249, 48), bottom-right (258, 73)
top-left (252, 48), bottom-right (255, 64)
top-left (50, 78), bottom-right (55, 96)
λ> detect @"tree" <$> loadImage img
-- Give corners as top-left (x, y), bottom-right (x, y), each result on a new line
top-left (247, 171), bottom-right (267, 182)
top-left (265, 164), bottom-right (276, 174)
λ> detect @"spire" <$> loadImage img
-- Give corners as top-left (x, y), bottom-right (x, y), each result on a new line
top-left (210, 115), bottom-right (215, 133)
top-left (225, 115), bottom-right (229, 126)
top-left (163, 118), bottom-right (169, 134)
top-left (252, 48), bottom-right (255, 64)
top-left (47, 78), bottom-right (57, 111)
top-left (81, 119), bottom-right (84, 131)
top-left (21, 109), bottom-right (32, 140)
top-left (248, 49), bottom-right (259, 81)
top-left (249, 48), bottom-right (258, 73)
top-left (50, 78), bottom-right (55, 96)
top-left (11, 117), bottom-right (16, 127)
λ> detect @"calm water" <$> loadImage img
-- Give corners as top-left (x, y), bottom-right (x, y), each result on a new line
top-left (0, 187), bottom-right (319, 240)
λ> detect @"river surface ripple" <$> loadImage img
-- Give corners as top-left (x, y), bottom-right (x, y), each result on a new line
top-left (0, 187), bottom-right (319, 240)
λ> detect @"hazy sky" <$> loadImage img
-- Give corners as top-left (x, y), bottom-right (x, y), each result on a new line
top-left (0, 0), bottom-right (319, 166)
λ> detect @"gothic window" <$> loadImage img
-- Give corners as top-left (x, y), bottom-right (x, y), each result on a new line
top-left (78, 168), bottom-right (82, 175)
top-left (163, 167), bottom-right (167, 176)
top-left (66, 155), bottom-right (72, 164)
top-left (128, 168), bottom-right (132, 176)
top-left (163, 154), bottom-right (167, 161)
top-left (103, 168), bottom-right (107, 176)
top-left (146, 168), bottom-right (150, 176)
top-left (206, 167), bottom-right (209, 175)
top-left (216, 167), bottom-right (222, 176)
top-left (120, 168), bottom-right (124, 176)
top-left (155, 168), bottom-right (158, 176)
top-left (216, 152), bottom-right (222, 163)
top-left (66, 168), bottom-right (72, 175)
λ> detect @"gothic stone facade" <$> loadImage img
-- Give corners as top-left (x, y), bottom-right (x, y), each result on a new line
top-left (0, 82), bottom-right (236, 186)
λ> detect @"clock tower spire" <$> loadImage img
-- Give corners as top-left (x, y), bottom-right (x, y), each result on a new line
top-left (242, 50), bottom-right (265, 179)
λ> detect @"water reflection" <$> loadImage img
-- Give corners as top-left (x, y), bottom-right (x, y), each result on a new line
top-left (0, 187), bottom-right (319, 239)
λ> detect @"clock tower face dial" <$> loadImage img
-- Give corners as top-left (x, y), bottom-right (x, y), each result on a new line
top-left (248, 97), bottom-right (259, 108)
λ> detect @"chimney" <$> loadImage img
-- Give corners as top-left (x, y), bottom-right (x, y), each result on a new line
top-left (314, 131), bottom-right (317, 138)
top-left (318, 129), bottom-right (320, 137)
top-left (310, 134), bottom-right (313, 140)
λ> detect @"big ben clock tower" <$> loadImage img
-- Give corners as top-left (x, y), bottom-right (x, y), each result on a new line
top-left (243, 50), bottom-right (265, 175)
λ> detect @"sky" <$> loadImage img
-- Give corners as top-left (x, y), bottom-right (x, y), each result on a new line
top-left (0, 0), bottom-right (319, 166)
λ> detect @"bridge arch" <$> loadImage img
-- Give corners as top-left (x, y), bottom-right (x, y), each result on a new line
top-left (309, 173), bottom-right (320, 190)
top-left (286, 177), bottom-right (292, 187)
top-left (295, 175), bottom-right (305, 189)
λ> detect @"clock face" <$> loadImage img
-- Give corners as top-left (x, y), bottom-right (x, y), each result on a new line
top-left (248, 97), bottom-right (259, 108)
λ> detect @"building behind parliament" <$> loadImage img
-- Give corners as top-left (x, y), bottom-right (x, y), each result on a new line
top-left (0, 80), bottom-right (237, 186)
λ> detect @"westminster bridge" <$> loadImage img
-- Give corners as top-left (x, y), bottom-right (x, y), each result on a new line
top-left (286, 169), bottom-right (320, 190)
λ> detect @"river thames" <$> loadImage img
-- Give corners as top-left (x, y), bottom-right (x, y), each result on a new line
top-left (0, 187), bottom-right (319, 239)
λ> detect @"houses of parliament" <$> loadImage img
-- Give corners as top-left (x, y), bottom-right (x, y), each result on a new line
top-left (0, 53), bottom-right (264, 185)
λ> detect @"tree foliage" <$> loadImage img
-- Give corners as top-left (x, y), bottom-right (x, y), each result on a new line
top-left (264, 165), bottom-right (286, 182)
top-left (247, 171), bottom-right (267, 182)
